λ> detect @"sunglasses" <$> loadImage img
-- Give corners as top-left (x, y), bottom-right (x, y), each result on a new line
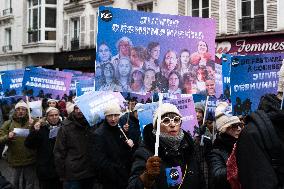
top-left (161, 116), bottom-right (182, 126)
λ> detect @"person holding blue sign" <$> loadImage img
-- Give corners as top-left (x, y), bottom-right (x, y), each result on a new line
top-left (128, 103), bottom-right (204, 189)
top-left (90, 103), bottom-right (134, 189)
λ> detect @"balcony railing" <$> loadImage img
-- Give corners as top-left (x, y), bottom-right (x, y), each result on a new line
top-left (71, 38), bottom-right (79, 50)
top-left (239, 15), bottom-right (264, 33)
top-left (2, 45), bottom-right (12, 52)
top-left (3, 8), bottom-right (12, 16)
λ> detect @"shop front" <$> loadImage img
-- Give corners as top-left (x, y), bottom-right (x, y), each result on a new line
top-left (215, 32), bottom-right (284, 64)
top-left (53, 49), bottom-right (96, 72)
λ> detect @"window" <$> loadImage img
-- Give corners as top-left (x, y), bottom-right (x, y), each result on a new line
top-left (191, 0), bottom-right (209, 18)
top-left (3, 28), bottom-right (12, 52)
top-left (137, 2), bottom-right (153, 12)
top-left (240, 0), bottom-right (264, 32)
top-left (3, 0), bottom-right (12, 15)
top-left (27, 0), bottom-right (56, 42)
top-left (5, 28), bottom-right (11, 46)
top-left (71, 18), bottom-right (80, 50)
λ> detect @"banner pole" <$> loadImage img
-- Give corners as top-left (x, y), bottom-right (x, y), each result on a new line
top-left (154, 93), bottom-right (163, 156)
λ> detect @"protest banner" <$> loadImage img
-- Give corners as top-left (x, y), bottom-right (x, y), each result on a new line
top-left (121, 92), bottom-right (153, 104)
top-left (137, 94), bottom-right (198, 135)
top-left (95, 6), bottom-right (216, 94)
top-left (74, 91), bottom-right (125, 126)
top-left (0, 69), bottom-right (24, 97)
top-left (76, 78), bottom-right (95, 97)
top-left (22, 67), bottom-right (72, 99)
top-left (29, 100), bottom-right (42, 118)
top-left (230, 53), bottom-right (284, 115)
top-left (222, 54), bottom-right (232, 101)
top-left (215, 63), bottom-right (223, 98)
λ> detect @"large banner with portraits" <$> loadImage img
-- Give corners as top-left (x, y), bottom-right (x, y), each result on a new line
top-left (0, 69), bottom-right (24, 97)
top-left (22, 67), bottom-right (73, 99)
top-left (230, 53), bottom-right (284, 115)
top-left (95, 6), bottom-right (216, 95)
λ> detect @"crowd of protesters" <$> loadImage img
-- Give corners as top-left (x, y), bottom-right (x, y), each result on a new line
top-left (0, 67), bottom-right (284, 189)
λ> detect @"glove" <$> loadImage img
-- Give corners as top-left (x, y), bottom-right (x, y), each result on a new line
top-left (139, 156), bottom-right (161, 188)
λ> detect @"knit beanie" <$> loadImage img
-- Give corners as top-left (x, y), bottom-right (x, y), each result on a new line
top-left (153, 103), bottom-right (182, 128)
top-left (15, 100), bottom-right (28, 109)
top-left (195, 102), bottom-right (205, 113)
top-left (46, 107), bottom-right (59, 115)
top-left (66, 102), bottom-right (75, 114)
top-left (104, 103), bottom-right (121, 116)
top-left (47, 99), bottom-right (58, 103)
top-left (215, 102), bottom-right (241, 133)
top-left (277, 60), bottom-right (284, 93)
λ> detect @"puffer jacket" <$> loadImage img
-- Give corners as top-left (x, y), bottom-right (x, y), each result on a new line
top-left (128, 124), bottom-right (205, 189)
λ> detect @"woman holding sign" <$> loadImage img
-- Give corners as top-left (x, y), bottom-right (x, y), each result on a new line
top-left (128, 103), bottom-right (204, 189)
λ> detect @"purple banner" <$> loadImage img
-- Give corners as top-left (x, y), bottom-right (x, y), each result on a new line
top-left (95, 6), bottom-right (216, 95)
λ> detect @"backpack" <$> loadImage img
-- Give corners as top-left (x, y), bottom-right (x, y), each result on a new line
top-left (227, 110), bottom-right (284, 188)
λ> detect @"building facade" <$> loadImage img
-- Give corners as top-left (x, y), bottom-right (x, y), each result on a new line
top-left (0, 0), bottom-right (61, 71)
top-left (0, 0), bottom-right (283, 71)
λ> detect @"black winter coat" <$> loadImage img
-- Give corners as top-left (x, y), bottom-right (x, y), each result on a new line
top-left (237, 94), bottom-right (284, 189)
top-left (128, 124), bottom-right (205, 189)
top-left (119, 112), bottom-right (141, 148)
top-left (25, 121), bottom-right (62, 180)
top-left (207, 133), bottom-right (236, 189)
top-left (89, 121), bottom-right (134, 189)
top-left (53, 113), bottom-right (94, 181)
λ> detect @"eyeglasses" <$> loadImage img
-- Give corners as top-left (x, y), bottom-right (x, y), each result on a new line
top-left (161, 116), bottom-right (182, 126)
top-left (230, 123), bottom-right (244, 129)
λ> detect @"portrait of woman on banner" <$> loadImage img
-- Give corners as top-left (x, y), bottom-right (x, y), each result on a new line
top-left (130, 46), bottom-right (146, 71)
top-left (190, 40), bottom-right (213, 67)
top-left (99, 62), bottom-right (122, 92)
top-left (97, 43), bottom-right (112, 66)
top-left (117, 57), bottom-right (132, 92)
top-left (143, 42), bottom-right (161, 73)
top-left (130, 69), bottom-right (144, 93)
top-left (160, 50), bottom-right (180, 79)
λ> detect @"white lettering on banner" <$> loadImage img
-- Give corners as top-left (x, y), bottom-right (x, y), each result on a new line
top-left (30, 77), bottom-right (65, 86)
top-left (81, 87), bottom-right (94, 92)
top-left (236, 40), bottom-right (284, 53)
top-left (112, 23), bottom-right (204, 40)
top-left (252, 72), bottom-right (278, 80)
top-left (224, 77), bottom-right (230, 84)
top-left (25, 81), bottom-right (66, 91)
top-left (233, 81), bottom-right (278, 92)
top-left (10, 83), bottom-right (22, 89)
top-left (183, 115), bottom-right (194, 121)
top-left (11, 78), bottom-right (23, 84)
top-left (139, 17), bottom-right (180, 28)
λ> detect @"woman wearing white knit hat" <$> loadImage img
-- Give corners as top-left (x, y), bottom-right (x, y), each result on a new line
top-left (128, 103), bottom-right (204, 189)
top-left (207, 102), bottom-right (243, 189)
